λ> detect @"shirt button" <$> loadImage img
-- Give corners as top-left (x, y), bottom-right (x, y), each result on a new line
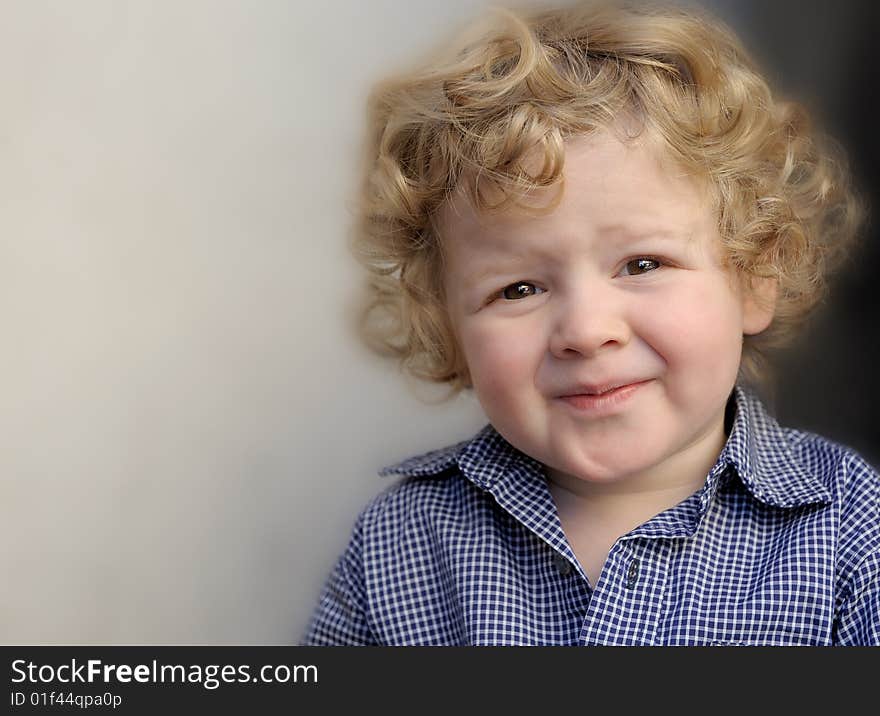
top-left (552, 553), bottom-right (572, 576)
top-left (625, 559), bottom-right (640, 589)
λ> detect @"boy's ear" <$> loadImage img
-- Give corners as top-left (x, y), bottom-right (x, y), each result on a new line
top-left (741, 274), bottom-right (778, 336)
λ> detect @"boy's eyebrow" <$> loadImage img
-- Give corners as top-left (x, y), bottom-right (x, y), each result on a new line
top-left (594, 225), bottom-right (692, 243)
top-left (459, 227), bottom-right (691, 282)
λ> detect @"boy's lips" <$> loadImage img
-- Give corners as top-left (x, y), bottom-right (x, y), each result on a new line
top-left (556, 379), bottom-right (653, 414)
top-left (558, 378), bottom-right (652, 397)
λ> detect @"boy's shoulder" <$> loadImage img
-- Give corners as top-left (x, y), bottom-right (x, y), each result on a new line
top-left (783, 424), bottom-right (879, 484)
top-left (781, 424), bottom-right (880, 576)
top-left (781, 422), bottom-right (879, 514)
top-left (783, 426), bottom-right (879, 530)
top-left (730, 386), bottom-right (879, 500)
top-left (731, 387), bottom-right (879, 560)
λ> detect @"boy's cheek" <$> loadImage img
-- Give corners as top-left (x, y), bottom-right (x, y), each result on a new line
top-left (469, 344), bottom-right (529, 386)
top-left (646, 284), bottom-right (745, 342)
top-left (462, 328), bottom-right (537, 390)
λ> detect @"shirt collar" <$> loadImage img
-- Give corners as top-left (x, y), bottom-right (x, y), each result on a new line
top-left (378, 423), bottom-right (520, 487)
top-left (379, 385), bottom-right (833, 509)
top-left (720, 385), bottom-right (832, 507)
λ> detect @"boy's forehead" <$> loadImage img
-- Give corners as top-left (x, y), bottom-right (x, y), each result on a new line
top-left (437, 128), bottom-right (713, 250)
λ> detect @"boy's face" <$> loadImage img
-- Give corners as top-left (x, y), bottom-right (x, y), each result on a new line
top-left (440, 129), bottom-right (774, 489)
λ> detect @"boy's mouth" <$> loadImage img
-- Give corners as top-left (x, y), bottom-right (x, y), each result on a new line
top-left (557, 380), bottom-right (653, 413)
top-left (560, 379), bottom-right (650, 397)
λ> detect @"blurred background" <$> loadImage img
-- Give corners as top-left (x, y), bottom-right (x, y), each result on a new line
top-left (1, 0), bottom-right (876, 644)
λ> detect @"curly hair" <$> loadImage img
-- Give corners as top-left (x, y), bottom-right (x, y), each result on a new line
top-left (351, 0), bottom-right (863, 396)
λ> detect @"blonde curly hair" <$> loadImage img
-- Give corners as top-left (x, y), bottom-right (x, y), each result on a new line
top-left (351, 0), bottom-right (863, 396)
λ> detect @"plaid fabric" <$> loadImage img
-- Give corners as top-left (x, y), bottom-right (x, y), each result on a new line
top-left (302, 386), bottom-right (880, 645)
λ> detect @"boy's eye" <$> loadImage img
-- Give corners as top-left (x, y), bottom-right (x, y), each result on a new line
top-left (500, 282), bottom-right (545, 300)
top-left (620, 257), bottom-right (662, 276)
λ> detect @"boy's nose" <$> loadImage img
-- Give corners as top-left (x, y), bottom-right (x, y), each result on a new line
top-left (548, 288), bottom-right (630, 359)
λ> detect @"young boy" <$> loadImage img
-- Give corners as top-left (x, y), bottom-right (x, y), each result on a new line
top-left (302, 1), bottom-right (878, 645)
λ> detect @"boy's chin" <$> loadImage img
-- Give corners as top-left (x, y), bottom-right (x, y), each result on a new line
top-left (544, 449), bottom-right (671, 488)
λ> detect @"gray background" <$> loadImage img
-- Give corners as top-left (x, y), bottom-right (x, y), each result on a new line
top-left (1, 0), bottom-right (876, 644)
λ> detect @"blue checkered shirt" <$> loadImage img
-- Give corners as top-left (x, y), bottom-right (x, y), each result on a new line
top-left (302, 387), bottom-right (880, 645)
